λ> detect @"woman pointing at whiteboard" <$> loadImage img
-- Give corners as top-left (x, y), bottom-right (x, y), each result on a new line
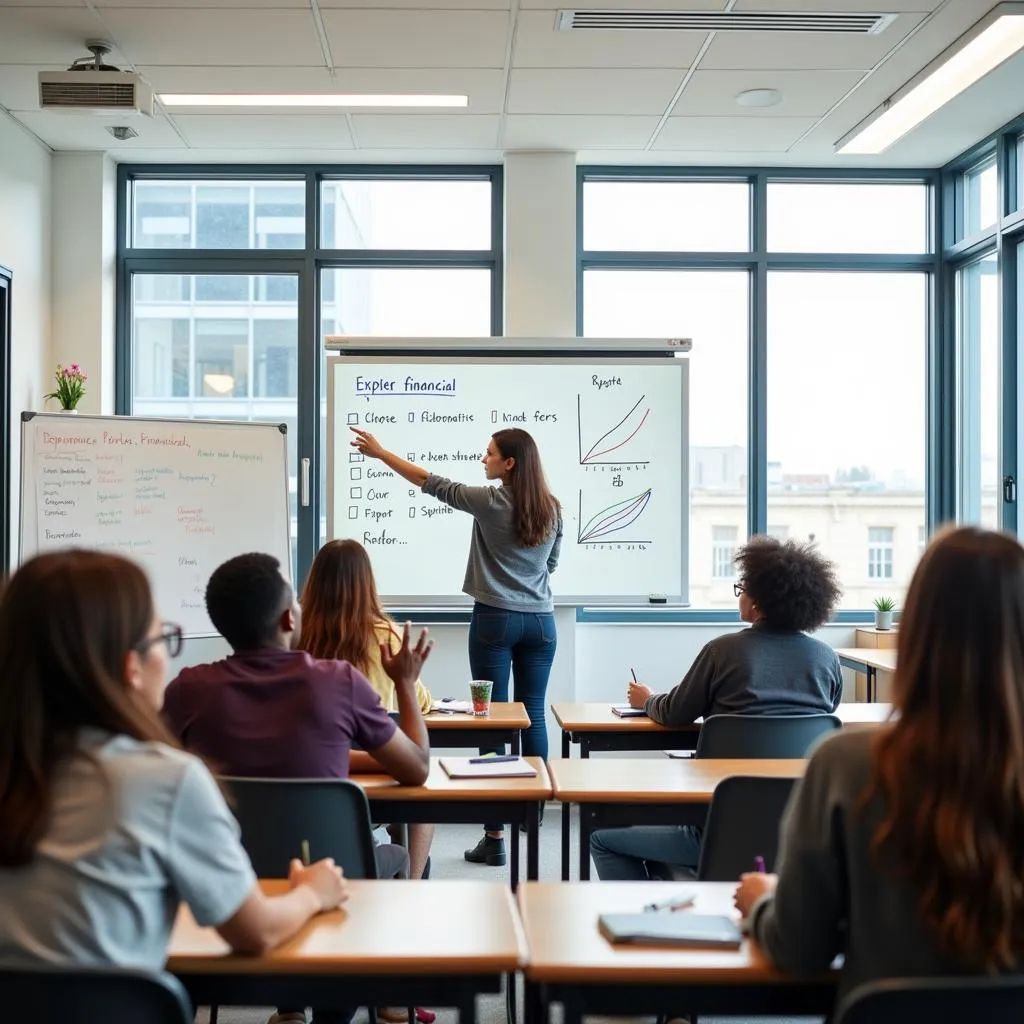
top-left (350, 426), bottom-right (562, 868)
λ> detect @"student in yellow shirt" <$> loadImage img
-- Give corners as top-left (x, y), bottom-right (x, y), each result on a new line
top-left (301, 539), bottom-right (434, 880)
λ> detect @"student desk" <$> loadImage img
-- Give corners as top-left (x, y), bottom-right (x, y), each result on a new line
top-left (548, 757), bottom-right (806, 880)
top-left (355, 756), bottom-right (551, 890)
top-left (517, 881), bottom-right (836, 1024)
top-left (834, 647), bottom-right (897, 703)
top-left (421, 702), bottom-right (530, 754)
top-left (168, 879), bottom-right (525, 1024)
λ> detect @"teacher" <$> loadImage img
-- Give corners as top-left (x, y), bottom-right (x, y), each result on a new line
top-left (349, 426), bottom-right (562, 868)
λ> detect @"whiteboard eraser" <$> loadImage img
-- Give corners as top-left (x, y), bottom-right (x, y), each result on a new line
top-left (648, 594), bottom-right (667, 604)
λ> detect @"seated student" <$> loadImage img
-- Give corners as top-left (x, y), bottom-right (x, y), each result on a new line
top-left (299, 538), bottom-right (435, 880)
top-left (591, 535), bottom-right (843, 881)
top-left (735, 526), bottom-right (1024, 1005)
top-left (0, 550), bottom-right (347, 973)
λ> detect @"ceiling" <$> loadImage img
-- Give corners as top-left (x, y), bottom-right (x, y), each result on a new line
top-left (0, 0), bottom-right (1016, 166)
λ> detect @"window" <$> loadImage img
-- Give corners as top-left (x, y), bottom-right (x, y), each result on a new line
top-left (712, 525), bottom-right (738, 578)
top-left (767, 525), bottom-right (789, 540)
top-left (1017, 135), bottom-right (1024, 212)
top-left (582, 269), bottom-right (749, 607)
top-left (767, 182), bottom-right (929, 254)
top-left (963, 157), bottom-right (998, 236)
top-left (868, 527), bottom-right (894, 580)
top-left (918, 525), bottom-right (926, 555)
top-left (582, 180), bottom-right (750, 252)
top-left (767, 272), bottom-right (927, 608)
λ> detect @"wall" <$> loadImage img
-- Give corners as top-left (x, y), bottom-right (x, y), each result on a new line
top-left (0, 112), bottom-right (51, 564)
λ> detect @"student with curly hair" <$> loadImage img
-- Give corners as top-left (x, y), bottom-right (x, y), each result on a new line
top-left (591, 535), bottom-right (843, 880)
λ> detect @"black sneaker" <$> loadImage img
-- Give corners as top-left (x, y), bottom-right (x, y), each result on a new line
top-left (464, 835), bottom-right (507, 866)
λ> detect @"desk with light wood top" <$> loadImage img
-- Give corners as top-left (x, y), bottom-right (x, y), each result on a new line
top-left (517, 881), bottom-right (836, 1023)
top-left (355, 756), bottom-right (552, 889)
top-left (835, 647), bottom-right (897, 703)
top-left (551, 702), bottom-right (700, 756)
top-left (168, 879), bottom-right (525, 1022)
top-left (548, 757), bottom-right (806, 880)
top-left (418, 701), bottom-right (531, 754)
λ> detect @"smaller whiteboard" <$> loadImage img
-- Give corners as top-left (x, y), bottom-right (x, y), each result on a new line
top-left (20, 413), bottom-right (291, 636)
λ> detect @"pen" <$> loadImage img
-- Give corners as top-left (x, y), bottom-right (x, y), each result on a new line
top-left (468, 755), bottom-right (519, 764)
top-left (644, 893), bottom-right (696, 913)
top-left (301, 840), bottom-right (311, 867)
top-left (630, 668), bottom-right (638, 684)
top-left (754, 855), bottom-right (765, 873)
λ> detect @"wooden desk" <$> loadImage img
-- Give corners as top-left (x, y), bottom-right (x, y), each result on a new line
top-left (548, 757), bottom-right (806, 881)
top-left (517, 881), bottom-right (836, 1023)
top-left (551, 702), bottom-right (700, 756)
top-left (355, 757), bottom-right (552, 889)
top-left (417, 702), bottom-right (531, 754)
top-left (835, 648), bottom-right (897, 703)
top-left (168, 879), bottom-right (525, 1022)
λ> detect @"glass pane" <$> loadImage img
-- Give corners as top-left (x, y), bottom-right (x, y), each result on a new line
top-left (767, 272), bottom-right (927, 609)
top-left (963, 158), bottom-right (998, 236)
top-left (130, 180), bottom-right (305, 250)
top-left (1018, 136), bottom-right (1024, 213)
top-left (583, 181), bottom-right (750, 252)
top-left (130, 272), bottom-right (299, 577)
top-left (956, 253), bottom-right (999, 526)
top-left (320, 179), bottom-right (492, 250)
top-left (767, 182), bottom-right (929, 253)
top-left (582, 269), bottom-right (749, 608)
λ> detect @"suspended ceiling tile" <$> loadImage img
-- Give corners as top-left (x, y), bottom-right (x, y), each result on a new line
top-left (654, 115), bottom-right (818, 151)
top-left (351, 113), bottom-right (500, 148)
top-left (174, 113), bottom-right (355, 148)
top-left (11, 109), bottom-right (185, 150)
top-left (673, 69), bottom-right (866, 118)
top-left (508, 68), bottom-right (685, 115)
top-left (504, 113), bottom-right (661, 149)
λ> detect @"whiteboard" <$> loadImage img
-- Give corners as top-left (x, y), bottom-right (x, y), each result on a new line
top-left (327, 355), bottom-right (689, 605)
top-left (20, 413), bottom-right (292, 636)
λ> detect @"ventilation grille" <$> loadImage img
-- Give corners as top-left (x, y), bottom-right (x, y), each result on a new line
top-left (555, 10), bottom-right (897, 34)
top-left (40, 81), bottom-right (138, 108)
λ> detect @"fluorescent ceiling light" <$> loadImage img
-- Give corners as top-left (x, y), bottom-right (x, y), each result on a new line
top-left (159, 93), bottom-right (468, 109)
top-left (838, 9), bottom-right (1024, 155)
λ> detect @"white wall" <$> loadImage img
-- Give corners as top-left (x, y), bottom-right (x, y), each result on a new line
top-left (0, 113), bottom-right (51, 563)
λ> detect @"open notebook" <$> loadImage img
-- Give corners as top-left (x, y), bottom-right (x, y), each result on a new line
top-left (440, 756), bottom-right (538, 779)
top-left (598, 912), bottom-right (743, 949)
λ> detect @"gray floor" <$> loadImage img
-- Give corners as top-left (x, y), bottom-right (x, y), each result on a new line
top-left (194, 808), bottom-right (821, 1024)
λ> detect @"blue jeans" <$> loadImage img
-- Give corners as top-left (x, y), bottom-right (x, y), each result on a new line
top-left (590, 825), bottom-right (703, 881)
top-left (468, 602), bottom-right (556, 830)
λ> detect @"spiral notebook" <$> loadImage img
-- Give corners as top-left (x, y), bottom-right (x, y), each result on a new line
top-left (598, 912), bottom-right (743, 949)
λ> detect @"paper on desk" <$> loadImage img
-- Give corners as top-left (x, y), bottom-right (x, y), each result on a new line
top-left (431, 699), bottom-right (474, 714)
top-left (611, 705), bottom-right (648, 718)
top-left (664, 749), bottom-right (694, 759)
top-left (440, 756), bottom-right (538, 778)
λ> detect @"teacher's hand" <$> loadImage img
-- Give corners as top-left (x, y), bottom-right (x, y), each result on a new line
top-left (349, 426), bottom-right (386, 460)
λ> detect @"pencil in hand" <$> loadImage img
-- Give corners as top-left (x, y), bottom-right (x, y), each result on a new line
top-left (301, 839), bottom-right (311, 867)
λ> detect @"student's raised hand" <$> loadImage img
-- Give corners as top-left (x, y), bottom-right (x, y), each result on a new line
top-left (289, 857), bottom-right (350, 912)
top-left (628, 680), bottom-right (652, 708)
top-left (381, 621), bottom-right (434, 691)
top-left (733, 872), bottom-right (777, 917)
top-left (349, 427), bottom-right (386, 460)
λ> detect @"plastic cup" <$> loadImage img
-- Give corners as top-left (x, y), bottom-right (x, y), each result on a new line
top-left (469, 679), bottom-right (493, 717)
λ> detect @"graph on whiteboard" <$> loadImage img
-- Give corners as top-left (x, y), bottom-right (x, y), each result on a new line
top-left (577, 394), bottom-right (651, 465)
top-left (577, 488), bottom-right (653, 546)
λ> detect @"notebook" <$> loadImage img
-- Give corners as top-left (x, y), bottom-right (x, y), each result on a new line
top-left (611, 705), bottom-right (648, 718)
top-left (430, 698), bottom-right (474, 714)
top-left (598, 912), bottom-right (743, 949)
top-left (439, 756), bottom-right (538, 779)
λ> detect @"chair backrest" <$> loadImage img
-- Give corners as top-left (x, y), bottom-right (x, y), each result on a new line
top-left (695, 713), bottom-right (841, 759)
top-left (697, 775), bottom-right (796, 881)
top-left (222, 777), bottom-right (378, 879)
top-left (0, 964), bottom-right (191, 1024)
top-left (836, 976), bottom-right (1024, 1024)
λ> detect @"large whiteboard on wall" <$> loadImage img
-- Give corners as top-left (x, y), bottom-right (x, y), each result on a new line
top-left (327, 350), bottom-right (689, 604)
top-left (20, 413), bottom-right (292, 636)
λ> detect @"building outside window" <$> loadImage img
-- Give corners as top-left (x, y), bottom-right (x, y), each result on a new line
top-left (868, 527), bottom-right (895, 580)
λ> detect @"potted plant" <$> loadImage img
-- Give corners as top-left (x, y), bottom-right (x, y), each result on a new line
top-left (873, 596), bottom-right (896, 631)
top-left (44, 363), bottom-right (88, 413)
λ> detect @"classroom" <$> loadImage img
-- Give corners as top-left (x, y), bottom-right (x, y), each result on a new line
top-left (2, 0), bottom-right (1024, 1022)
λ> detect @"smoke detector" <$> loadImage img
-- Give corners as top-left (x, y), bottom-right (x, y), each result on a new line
top-left (107, 125), bottom-right (139, 141)
top-left (39, 41), bottom-right (154, 116)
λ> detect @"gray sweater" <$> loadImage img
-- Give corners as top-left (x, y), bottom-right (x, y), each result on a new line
top-left (644, 624), bottom-right (843, 726)
top-left (422, 474), bottom-right (562, 613)
top-left (753, 728), bottom-right (984, 1004)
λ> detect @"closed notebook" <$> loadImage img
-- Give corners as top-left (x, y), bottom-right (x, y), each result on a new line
top-left (440, 756), bottom-right (538, 779)
top-left (598, 912), bottom-right (743, 949)
top-left (610, 705), bottom-right (648, 718)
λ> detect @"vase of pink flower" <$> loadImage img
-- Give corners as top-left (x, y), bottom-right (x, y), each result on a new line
top-left (45, 363), bottom-right (88, 412)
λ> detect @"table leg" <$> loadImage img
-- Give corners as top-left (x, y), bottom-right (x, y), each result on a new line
top-left (512, 729), bottom-right (521, 756)
top-left (560, 731), bottom-right (571, 881)
top-left (505, 972), bottom-right (517, 1024)
top-left (867, 666), bottom-right (876, 703)
top-left (524, 979), bottom-right (543, 1024)
top-left (527, 801), bottom-right (540, 881)
top-left (509, 811), bottom-right (520, 892)
top-left (578, 806), bottom-right (591, 881)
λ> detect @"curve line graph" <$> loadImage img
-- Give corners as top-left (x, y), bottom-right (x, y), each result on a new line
top-left (577, 488), bottom-right (653, 544)
top-left (578, 394), bottom-right (651, 465)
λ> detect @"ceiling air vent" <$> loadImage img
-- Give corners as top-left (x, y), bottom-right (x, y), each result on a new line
top-left (555, 10), bottom-right (898, 34)
top-left (38, 41), bottom-right (154, 115)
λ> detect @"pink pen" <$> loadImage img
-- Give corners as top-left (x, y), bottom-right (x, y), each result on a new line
top-left (754, 856), bottom-right (766, 873)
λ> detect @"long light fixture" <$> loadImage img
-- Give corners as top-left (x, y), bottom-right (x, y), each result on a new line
top-left (159, 94), bottom-right (468, 109)
top-left (838, 4), bottom-right (1024, 155)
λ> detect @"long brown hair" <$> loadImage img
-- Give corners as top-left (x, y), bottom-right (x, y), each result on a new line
top-left (492, 428), bottom-right (560, 547)
top-left (0, 550), bottom-right (179, 867)
top-left (299, 539), bottom-right (392, 671)
top-left (864, 525), bottom-right (1024, 970)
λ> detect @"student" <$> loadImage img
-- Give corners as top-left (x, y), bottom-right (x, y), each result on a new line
top-left (350, 426), bottom-right (562, 869)
top-left (592, 535), bottom-right (843, 880)
top-left (0, 550), bottom-right (347, 971)
top-left (735, 526), bottom-right (1024, 1004)
top-left (300, 538), bottom-right (435, 880)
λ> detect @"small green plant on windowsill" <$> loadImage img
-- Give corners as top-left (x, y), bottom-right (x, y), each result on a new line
top-left (873, 596), bottom-right (896, 631)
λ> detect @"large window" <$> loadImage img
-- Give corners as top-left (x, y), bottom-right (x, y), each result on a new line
top-left (963, 157), bottom-right (998, 237)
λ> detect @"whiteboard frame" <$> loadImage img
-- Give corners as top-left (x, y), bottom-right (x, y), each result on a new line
top-left (19, 412), bottom-right (293, 636)
top-left (327, 352), bottom-right (689, 607)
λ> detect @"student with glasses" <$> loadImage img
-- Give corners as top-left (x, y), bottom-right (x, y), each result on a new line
top-left (0, 549), bottom-right (348, 971)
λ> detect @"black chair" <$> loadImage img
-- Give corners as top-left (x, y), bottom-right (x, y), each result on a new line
top-left (0, 963), bottom-right (191, 1024)
top-left (694, 713), bottom-right (841, 758)
top-left (836, 975), bottom-right (1024, 1024)
top-left (696, 775), bottom-right (796, 880)
top-left (221, 777), bottom-right (378, 879)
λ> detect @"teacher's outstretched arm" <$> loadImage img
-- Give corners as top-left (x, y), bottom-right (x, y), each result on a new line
top-left (350, 427), bottom-right (428, 487)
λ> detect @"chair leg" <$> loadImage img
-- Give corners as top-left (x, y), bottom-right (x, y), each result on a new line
top-left (209, 1007), bottom-right (219, 1024)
